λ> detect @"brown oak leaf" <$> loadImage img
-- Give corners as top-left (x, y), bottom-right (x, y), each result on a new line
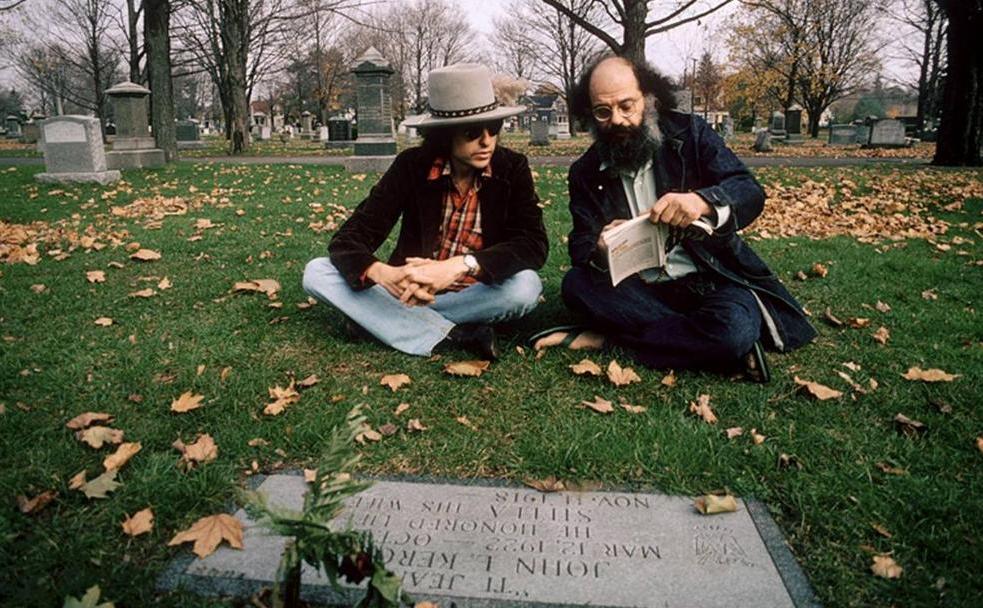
top-left (173, 434), bottom-right (218, 468)
top-left (893, 413), bottom-right (926, 437)
top-left (379, 423), bottom-right (398, 436)
top-left (17, 490), bottom-right (58, 514)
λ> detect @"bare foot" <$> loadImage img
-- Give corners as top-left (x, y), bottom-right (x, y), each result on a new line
top-left (533, 329), bottom-right (605, 351)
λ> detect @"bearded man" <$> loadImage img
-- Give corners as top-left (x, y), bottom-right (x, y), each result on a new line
top-left (530, 55), bottom-right (815, 381)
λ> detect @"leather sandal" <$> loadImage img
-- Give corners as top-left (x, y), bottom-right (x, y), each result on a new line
top-left (743, 341), bottom-right (771, 384)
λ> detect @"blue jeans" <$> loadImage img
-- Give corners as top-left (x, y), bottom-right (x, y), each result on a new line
top-left (303, 258), bottom-right (543, 356)
top-left (561, 267), bottom-right (761, 371)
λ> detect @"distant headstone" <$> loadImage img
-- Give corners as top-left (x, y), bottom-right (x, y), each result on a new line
top-left (785, 104), bottom-right (803, 143)
top-left (555, 99), bottom-right (571, 140)
top-left (350, 46), bottom-right (397, 160)
top-left (529, 118), bottom-right (550, 146)
top-left (864, 118), bottom-right (907, 148)
top-left (753, 129), bottom-right (773, 152)
top-left (5, 115), bottom-right (22, 139)
top-left (326, 115), bottom-right (353, 149)
top-left (176, 120), bottom-right (204, 150)
top-left (105, 81), bottom-right (165, 168)
top-left (317, 125), bottom-right (329, 142)
top-left (769, 111), bottom-right (786, 140)
top-left (300, 111), bottom-right (314, 139)
top-left (36, 115), bottom-right (120, 185)
top-left (22, 121), bottom-right (40, 145)
top-left (721, 116), bottom-right (735, 140)
top-left (159, 475), bottom-right (817, 608)
top-left (827, 124), bottom-right (858, 145)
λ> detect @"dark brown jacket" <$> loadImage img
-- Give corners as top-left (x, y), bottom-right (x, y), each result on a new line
top-left (329, 146), bottom-right (549, 290)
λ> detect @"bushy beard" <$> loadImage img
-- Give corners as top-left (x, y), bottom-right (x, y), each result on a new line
top-left (593, 110), bottom-right (663, 174)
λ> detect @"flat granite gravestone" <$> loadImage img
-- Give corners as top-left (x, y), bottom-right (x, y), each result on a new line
top-left (159, 476), bottom-right (819, 608)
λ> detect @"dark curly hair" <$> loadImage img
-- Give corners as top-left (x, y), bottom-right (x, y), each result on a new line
top-left (569, 54), bottom-right (677, 125)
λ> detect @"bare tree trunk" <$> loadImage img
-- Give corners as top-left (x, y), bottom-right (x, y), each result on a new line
top-left (622, 0), bottom-right (647, 62)
top-left (932, 0), bottom-right (982, 166)
top-left (145, 0), bottom-right (176, 161)
top-left (126, 0), bottom-right (141, 82)
top-left (220, 0), bottom-right (251, 154)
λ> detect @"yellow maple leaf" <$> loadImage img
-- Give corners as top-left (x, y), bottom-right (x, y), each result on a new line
top-left (171, 391), bottom-right (205, 413)
top-left (76, 426), bottom-right (124, 449)
top-left (122, 507), bottom-right (154, 537)
top-left (168, 513), bottom-right (244, 559)
top-left (606, 360), bottom-right (641, 386)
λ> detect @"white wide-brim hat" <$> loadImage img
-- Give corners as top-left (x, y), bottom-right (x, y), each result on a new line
top-left (406, 63), bottom-right (525, 128)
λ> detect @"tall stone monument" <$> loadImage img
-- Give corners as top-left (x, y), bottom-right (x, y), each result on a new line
top-left (785, 104), bottom-right (803, 143)
top-left (5, 115), bottom-right (22, 139)
top-left (300, 111), bottom-right (314, 139)
top-left (349, 47), bottom-right (397, 169)
top-left (768, 110), bottom-right (787, 141)
top-left (104, 81), bottom-right (165, 168)
top-left (36, 115), bottom-right (120, 185)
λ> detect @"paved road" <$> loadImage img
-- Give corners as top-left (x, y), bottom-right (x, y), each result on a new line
top-left (0, 155), bottom-right (933, 168)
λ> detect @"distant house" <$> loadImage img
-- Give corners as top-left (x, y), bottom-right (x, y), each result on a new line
top-left (517, 94), bottom-right (572, 138)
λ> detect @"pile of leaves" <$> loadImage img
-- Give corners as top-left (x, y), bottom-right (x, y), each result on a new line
top-left (752, 170), bottom-right (983, 242)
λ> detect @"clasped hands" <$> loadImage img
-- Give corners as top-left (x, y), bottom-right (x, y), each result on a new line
top-left (597, 191), bottom-right (712, 251)
top-left (366, 256), bottom-right (470, 307)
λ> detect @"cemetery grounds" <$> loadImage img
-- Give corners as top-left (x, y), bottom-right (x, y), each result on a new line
top-left (0, 160), bottom-right (981, 607)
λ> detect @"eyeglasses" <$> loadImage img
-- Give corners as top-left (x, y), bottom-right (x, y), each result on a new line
top-left (592, 97), bottom-right (642, 122)
top-left (461, 119), bottom-right (503, 141)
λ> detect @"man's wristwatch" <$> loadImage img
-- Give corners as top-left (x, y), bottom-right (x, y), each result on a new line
top-left (462, 254), bottom-right (479, 276)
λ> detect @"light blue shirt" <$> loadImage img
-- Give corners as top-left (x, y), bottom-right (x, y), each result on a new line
top-left (609, 159), bottom-right (730, 282)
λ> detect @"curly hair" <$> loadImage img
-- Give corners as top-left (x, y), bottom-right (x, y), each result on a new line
top-left (569, 54), bottom-right (677, 125)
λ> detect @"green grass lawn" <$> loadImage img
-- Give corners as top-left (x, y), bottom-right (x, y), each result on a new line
top-left (0, 161), bottom-right (981, 607)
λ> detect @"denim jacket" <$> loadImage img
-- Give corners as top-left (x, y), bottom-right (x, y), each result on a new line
top-left (567, 111), bottom-right (816, 352)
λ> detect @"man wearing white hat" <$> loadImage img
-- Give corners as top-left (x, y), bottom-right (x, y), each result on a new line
top-left (303, 63), bottom-right (548, 359)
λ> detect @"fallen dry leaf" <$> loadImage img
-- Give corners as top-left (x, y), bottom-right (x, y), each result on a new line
top-left (871, 554), bottom-right (903, 579)
top-left (86, 270), bottom-right (106, 283)
top-left (871, 523), bottom-right (892, 539)
top-left (660, 371), bottom-right (677, 387)
top-left (66, 411), bottom-right (113, 430)
top-left (750, 428), bottom-right (767, 445)
top-left (263, 382), bottom-right (300, 416)
top-left (122, 507), bottom-right (154, 536)
top-left (843, 361), bottom-right (862, 372)
top-left (30, 283), bottom-right (46, 293)
top-left (171, 391), bottom-right (205, 413)
top-left (232, 278), bottom-right (280, 298)
top-left (893, 413), bottom-right (926, 437)
top-left (158, 277), bottom-right (172, 290)
top-left (196, 364), bottom-right (206, 376)
top-left (380, 373), bottom-right (411, 391)
top-left (902, 367), bottom-right (960, 382)
top-left (17, 490), bottom-right (57, 514)
top-left (247, 438), bottom-right (268, 448)
top-left (848, 317), bottom-right (871, 329)
top-left (823, 307), bottom-right (844, 327)
top-left (607, 360), bottom-right (641, 386)
top-left (394, 403), bottom-right (410, 416)
top-left (407, 418), bottom-right (428, 432)
top-left (569, 358), bottom-right (602, 376)
top-left (810, 262), bottom-right (829, 278)
top-left (921, 288), bottom-right (938, 301)
top-left (379, 423), bottom-right (398, 436)
top-left (355, 425), bottom-right (382, 444)
top-left (976, 436), bottom-right (983, 455)
top-left (303, 469), bottom-right (317, 483)
top-left (794, 377), bottom-right (843, 400)
top-left (875, 300), bottom-right (891, 313)
top-left (94, 317), bottom-right (114, 327)
top-left (173, 434), bottom-right (218, 468)
top-left (82, 470), bottom-right (121, 499)
top-left (876, 462), bottom-right (908, 476)
top-left (168, 513), bottom-right (244, 559)
top-left (129, 288), bottom-right (156, 298)
top-left (76, 426), bottom-right (124, 449)
top-left (778, 453), bottom-right (802, 470)
top-left (130, 249), bottom-right (161, 261)
top-left (103, 442), bottom-right (141, 471)
top-left (296, 374), bottom-right (319, 389)
top-left (455, 416), bottom-right (477, 430)
top-left (694, 494), bottom-right (738, 515)
top-left (524, 476), bottom-right (565, 493)
top-left (872, 326), bottom-right (890, 345)
top-left (620, 402), bottom-right (647, 414)
top-left (580, 395), bottom-right (614, 414)
top-left (444, 360), bottom-right (491, 377)
top-left (688, 394), bottom-right (717, 424)
top-left (725, 427), bottom-right (744, 439)
top-left (68, 470), bottom-right (87, 490)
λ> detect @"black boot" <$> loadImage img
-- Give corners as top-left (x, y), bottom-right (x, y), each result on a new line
top-left (742, 341), bottom-right (771, 384)
top-left (439, 324), bottom-right (499, 361)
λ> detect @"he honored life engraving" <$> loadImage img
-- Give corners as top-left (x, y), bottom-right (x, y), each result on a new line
top-left (163, 476), bottom-right (815, 607)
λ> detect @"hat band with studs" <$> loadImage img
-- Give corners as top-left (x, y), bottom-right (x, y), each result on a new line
top-left (429, 101), bottom-right (500, 118)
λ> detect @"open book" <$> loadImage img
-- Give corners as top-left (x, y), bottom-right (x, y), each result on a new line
top-left (603, 215), bottom-right (714, 286)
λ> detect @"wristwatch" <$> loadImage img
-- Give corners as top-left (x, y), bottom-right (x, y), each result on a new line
top-left (462, 254), bottom-right (479, 276)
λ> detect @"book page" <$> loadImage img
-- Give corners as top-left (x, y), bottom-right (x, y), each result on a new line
top-left (603, 215), bottom-right (665, 286)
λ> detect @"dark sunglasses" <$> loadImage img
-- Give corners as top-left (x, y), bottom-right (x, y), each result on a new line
top-left (461, 120), bottom-right (503, 141)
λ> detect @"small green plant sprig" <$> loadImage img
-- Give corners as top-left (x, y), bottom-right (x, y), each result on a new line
top-left (245, 407), bottom-right (410, 608)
